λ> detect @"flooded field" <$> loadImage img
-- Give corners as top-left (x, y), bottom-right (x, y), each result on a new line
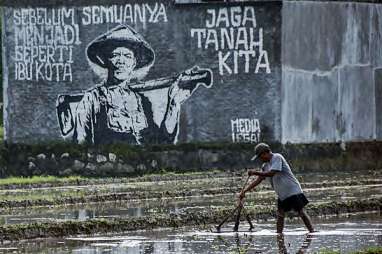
top-left (0, 184), bottom-right (381, 225)
top-left (0, 213), bottom-right (380, 254)
top-left (0, 169), bottom-right (380, 253)
top-left (0, 170), bottom-right (379, 205)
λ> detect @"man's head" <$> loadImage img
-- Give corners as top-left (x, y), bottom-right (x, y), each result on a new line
top-left (251, 143), bottom-right (272, 162)
top-left (108, 47), bottom-right (137, 81)
top-left (87, 25), bottom-right (155, 79)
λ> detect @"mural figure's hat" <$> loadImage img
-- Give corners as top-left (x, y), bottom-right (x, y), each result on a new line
top-left (87, 25), bottom-right (155, 70)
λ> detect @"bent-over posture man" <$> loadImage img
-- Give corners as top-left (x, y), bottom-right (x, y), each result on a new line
top-left (239, 143), bottom-right (314, 233)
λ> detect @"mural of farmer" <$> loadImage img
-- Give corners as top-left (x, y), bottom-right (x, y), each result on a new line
top-left (56, 25), bottom-right (213, 145)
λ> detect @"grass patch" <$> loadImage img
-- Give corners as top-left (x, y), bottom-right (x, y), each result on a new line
top-left (355, 247), bottom-right (382, 254)
top-left (0, 175), bottom-right (84, 186)
top-left (0, 189), bottom-right (88, 202)
top-left (319, 250), bottom-right (340, 254)
top-left (319, 247), bottom-right (382, 254)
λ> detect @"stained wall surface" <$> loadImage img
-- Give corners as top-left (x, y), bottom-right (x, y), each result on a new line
top-left (282, 1), bottom-right (382, 143)
top-left (4, 0), bottom-right (380, 145)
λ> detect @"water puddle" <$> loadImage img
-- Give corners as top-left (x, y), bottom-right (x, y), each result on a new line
top-left (0, 213), bottom-right (380, 253)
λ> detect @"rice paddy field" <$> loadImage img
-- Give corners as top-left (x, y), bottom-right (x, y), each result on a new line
top-left (0, 168), bottom-right (380, 253)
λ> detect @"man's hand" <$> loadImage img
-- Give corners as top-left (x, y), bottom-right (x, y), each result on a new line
top-left (248, 169), bottom-right (260, 176)
top-left (238, 190), bottom-right (246, 200)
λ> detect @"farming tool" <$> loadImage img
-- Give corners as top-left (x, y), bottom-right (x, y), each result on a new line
top-left (214, 175), bottom-right (254, 232)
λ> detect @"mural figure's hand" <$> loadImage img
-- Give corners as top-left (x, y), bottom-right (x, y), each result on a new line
top-left (168, 73), bottom-right (193, 106)
top-left (168, 65), bottom-right (213, 105)
top-left (164, 65), bottom-right (213, 137)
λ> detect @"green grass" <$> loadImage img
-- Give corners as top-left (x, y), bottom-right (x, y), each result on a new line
top-left (354, 247), bottom-right (382, 254)
top-left (0, 175), bottom-right (84, 186)
top-left (0, 189), bottom-right (88, 202)
top-left (319, 250), bottom-right (340, 254)
top-left (0, 170), bottom-right (227, 187)
top-left (320, 247), bottom-right (382, 254)
top-left (0, 126), bottom-right (3, 141)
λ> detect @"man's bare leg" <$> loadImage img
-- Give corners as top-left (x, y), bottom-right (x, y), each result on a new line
top-left (277, 234), bottom-right (287, 254)
top-left (298, 209), bottom-right (314, 233)
top-left (277, 209), bottom-right (285, 234)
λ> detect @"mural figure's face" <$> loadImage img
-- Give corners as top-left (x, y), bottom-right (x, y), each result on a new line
top-left (109, 47), bottom-right (137, 81)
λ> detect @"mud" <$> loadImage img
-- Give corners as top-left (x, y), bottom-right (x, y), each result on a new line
top-left (0, 168), bottom-right (379, 244)
top-left (0, 184), bottom-right (379, 227)
top-left (0, 171), bottom-right (232, 190)
top-left (0, 171), bottom-right (380, 209)
top-left (0, 198), bottom-right (380, 241)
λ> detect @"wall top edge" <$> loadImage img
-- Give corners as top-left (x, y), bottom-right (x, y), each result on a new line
top-left (0, 0), bottom-right (283, 7)
top-left (1, 0), bottom-right (380, 7)
top-left (283, 0), bottom-right (382, 3)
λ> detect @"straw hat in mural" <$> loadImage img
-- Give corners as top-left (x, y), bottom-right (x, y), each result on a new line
top-left (86, 25), bottom-right (155, 70)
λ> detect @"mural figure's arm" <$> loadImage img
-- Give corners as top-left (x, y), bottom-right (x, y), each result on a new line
top-left (73, 92), bottom-right (97, 144)
top-left (163, 74), bottom-right (190, 135)
top-left (161, 66), bottom-right (213, 142)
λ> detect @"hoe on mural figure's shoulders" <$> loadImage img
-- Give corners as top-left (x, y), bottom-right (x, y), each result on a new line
top-left (56, 66), bottom-right (213, 138)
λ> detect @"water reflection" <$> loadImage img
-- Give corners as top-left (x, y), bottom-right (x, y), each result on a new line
top-left (54, 215), bottom-right (379, 254)
top-left (0, 222), bottom-right (381, 254)
top-left (226, 232), bottom-right (314, 254)
top-left (277, 234), bottom-right (313, 254)
top-left (0, 213), bottom-right (380, 254)
top-left (1, 184), bottom-right (381, 226)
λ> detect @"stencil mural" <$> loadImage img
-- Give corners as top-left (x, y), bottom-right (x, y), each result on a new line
top-left (3, 2), bottom-right (281, 144)
top-left (56, 25), bottom-right (213, 145)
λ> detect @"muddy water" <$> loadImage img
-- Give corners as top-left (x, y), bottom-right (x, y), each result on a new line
top-left (1, 170), bottom-right (380, 201)
top-left (0, 185), bottom-right (381, 225)
top-left (0, 213), bottom-right (380, 254)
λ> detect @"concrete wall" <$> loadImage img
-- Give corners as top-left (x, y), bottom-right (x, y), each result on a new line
top-left (2, 141), bottom-right (382, 177)
top-left (282, 1), bottom-right (382, 143)
top-left (3, 0), bottom-right (380, 146)
top-left (2, 0), bottom-right (281, 145)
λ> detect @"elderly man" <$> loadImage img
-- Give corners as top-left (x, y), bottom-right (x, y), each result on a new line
top-left (239, 143), bottom-right (314, 234)
top-left (61, 25), bottom-right (212, 144)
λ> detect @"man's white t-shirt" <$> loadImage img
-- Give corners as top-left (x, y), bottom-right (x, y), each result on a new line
top-left (262, 153), bottom-right (303, 201)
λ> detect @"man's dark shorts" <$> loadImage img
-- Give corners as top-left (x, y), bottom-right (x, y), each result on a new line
top-left (277, 193), bottom-right (309, 212)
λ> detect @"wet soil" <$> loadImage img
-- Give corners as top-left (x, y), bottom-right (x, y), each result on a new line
top-left (0, 170), bottom-right (380, 208)
top-left (0, 212), bottom-right (380, 254)
top-left (0, 169), bottom-right (380, 241)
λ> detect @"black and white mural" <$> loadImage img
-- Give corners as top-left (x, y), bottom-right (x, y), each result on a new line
top-left (2, 1), bottom-right (281, 144)
top-left (56, 25), bottom-right (212, 144)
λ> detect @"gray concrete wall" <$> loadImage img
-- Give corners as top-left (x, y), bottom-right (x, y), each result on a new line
top-left (5, 0), bottom-right (379, 146)
top-left (2, 0), bottom-right (281, 145)
top-left (282, 1), bottom-right (381, 143)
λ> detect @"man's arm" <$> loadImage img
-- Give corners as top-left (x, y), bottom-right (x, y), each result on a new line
top-left (239, 176), bottom-right (265, 200)
top-left (249, 170), bottom-right (278, 177)
top-left (248, 156), bottom-right (283, 178)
